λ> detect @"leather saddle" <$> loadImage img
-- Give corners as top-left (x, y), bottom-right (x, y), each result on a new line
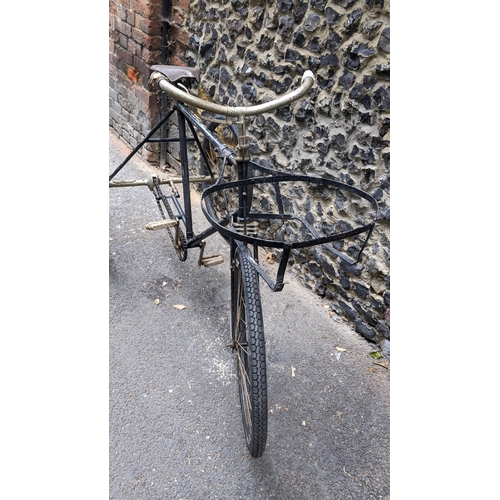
top-left (150, 65), bottom-right (200, 83)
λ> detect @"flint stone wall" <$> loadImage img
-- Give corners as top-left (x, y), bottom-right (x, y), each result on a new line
top-left (177, 0), bottom-right (390, 343)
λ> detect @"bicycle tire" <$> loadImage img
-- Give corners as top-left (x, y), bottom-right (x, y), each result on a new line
top-left (232, 245), bottom-right (267, 458)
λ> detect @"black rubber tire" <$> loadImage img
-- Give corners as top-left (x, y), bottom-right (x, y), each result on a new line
top-left (232, 246), bottom-right (267, 458)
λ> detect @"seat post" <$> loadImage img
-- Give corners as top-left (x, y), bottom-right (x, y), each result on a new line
top-left (176, 106), bottom-right (194, 240)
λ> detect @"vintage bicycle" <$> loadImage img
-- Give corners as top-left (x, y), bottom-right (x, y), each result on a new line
top-left (109, 65), bottom-right (379, 457)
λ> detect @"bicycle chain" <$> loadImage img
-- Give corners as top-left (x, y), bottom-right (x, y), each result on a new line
top-left (152, 176), bottom-right (188, 261)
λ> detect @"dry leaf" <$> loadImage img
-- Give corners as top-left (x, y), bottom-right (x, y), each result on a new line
top-left (173, 304), bottom-right (187, 310)
top-left (265, 252), bottom-right (277, 264)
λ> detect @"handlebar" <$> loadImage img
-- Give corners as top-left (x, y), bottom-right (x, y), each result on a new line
top-left (150, 70), bottom-right (316, 118)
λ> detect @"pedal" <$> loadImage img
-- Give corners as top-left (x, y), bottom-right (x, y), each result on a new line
top-left (200, 255), bottom-right (225, 267)
top-left (198, 239), bottom-right (224, 267)
top-left (146, 219), bottom-right (178, 230)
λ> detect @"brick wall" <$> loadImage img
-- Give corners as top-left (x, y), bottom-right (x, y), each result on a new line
top-left (109, 0), bottom-right (163, 162)
top-left (168, 0), bottom-right (192, 65)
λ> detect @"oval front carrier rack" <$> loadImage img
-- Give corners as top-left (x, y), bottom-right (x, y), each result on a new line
top-left (201, 161), bottom-right (379, 293)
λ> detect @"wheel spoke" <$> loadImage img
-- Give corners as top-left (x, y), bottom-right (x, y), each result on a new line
top-left (235, 350), bottom-right (253, 432)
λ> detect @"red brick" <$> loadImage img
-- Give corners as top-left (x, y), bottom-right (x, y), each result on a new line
top-left (171, 7), bottom-right (185, 26)
top-left (128, 38), bottom-right (141, 56)
top-left (171, 0), bottom-right (190, 13)
top-left (134, 86), bottom-right (154, 106)
top-left (169, 55), bottom-right (186, 66)
top-left (127, 66), bottom-right (140, 83)
top-left (169, 25), bottom-right (189, 46)
top-left (151, 2), bottom-right (162, 18)
top-left (116, 46), bottom-right (133, 66)
top-left (137, 16), bottom-right (159, 35)
top-left (152, 35), bottom-right (162, 50)
top-left (141, 48), bottom-right (158, 65)
top-left (131, 26), bottom-right (148, 47)
top-left (115, 18), bottom-right (132, 36)
top-left (131, 0), bottom-right (150, 18)
top-left (118, 33), bottom-right (128, 49)
top-left (126, 9), bottom-right (135, 25)
top-left (137, 96), bottom-right (152, 115)
top-left (116, 4), bottom-right (127, 21)
top-left (133, 56), bottom-right (150, 77)
top-left (118, 0), bottom-right (131, 9)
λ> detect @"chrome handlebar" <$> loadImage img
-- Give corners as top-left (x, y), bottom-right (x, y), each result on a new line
top-left (151, 70), bottom-right (316, 118)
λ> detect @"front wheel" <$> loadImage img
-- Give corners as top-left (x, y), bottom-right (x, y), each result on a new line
top-left (231, 245), bottom-right (267, 458)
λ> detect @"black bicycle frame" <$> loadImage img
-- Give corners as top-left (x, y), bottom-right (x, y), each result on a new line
top-left (110, 101), bottom-right (237, 251)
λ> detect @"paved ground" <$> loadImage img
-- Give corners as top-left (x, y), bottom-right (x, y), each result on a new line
top-left (109, 129), bottom-right (390, 499)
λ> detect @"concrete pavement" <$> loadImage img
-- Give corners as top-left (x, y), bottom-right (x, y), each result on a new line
top-left (109, 129), bottom-right (390, 499)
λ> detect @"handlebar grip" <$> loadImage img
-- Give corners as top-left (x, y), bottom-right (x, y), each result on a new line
top-left (152, 70), bottom-right (316, 118)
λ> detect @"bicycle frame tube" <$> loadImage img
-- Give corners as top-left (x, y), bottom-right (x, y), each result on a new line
top-left (177, 104), bottom-right (238, 173)
top-left (176, 107), bottom-right (195, 240)
top-left (180, 105), bottom-right (249, 225)
top-left (109, 108), bottom-right (176, 181)
top-left (169, 104), bottom-right (241, 249)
